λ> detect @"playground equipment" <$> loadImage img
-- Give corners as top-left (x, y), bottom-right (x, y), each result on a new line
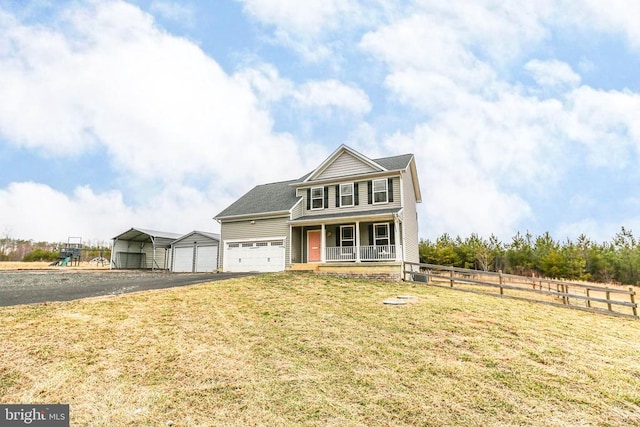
top-left (49, 237), bottom-right (83, 267)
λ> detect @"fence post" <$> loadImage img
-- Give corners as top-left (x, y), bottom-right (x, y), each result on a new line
top-left (499, 270), bottom-right (504, 295)
top-left (450, 269), bottom-right (454, 287)
top-left (586, 289), bottom-right (591, 308)
top-left (565, 285), bottom-right (570, 305)
top-left (606, 290), bottom-right (611, 312)
top-left (630, 287), bottom-right (637, 318)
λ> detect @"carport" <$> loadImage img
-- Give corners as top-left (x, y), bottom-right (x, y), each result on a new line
top-left (111, 228), bottom-right (182, 270)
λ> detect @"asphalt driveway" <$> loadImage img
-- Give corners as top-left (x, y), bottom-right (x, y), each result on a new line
top-left (0, 270), bottom-right (254, 307)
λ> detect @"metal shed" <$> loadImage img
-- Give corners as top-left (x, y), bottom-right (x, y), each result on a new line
top-left (171, 231), bottom-right (221, 273)
top-left (111, 228), bottom-right (182, 270)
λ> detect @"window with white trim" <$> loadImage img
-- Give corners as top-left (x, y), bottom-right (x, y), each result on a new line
top-left (374, 223), bottom-right (389, 246)
top-left (373, 179), bottom-right (388, 204)
top-left (340, 183), bottom-right (354, 207)
top-left (311, 187), bottom-right (324, 209)
top-left (341, 225), bottom-right (355, 247)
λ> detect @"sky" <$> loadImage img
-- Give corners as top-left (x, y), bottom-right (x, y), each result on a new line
top-left (1, 0), bottom-right (640, 245)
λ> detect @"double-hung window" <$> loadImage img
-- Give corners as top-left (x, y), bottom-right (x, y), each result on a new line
top-left (341, 225), bottom-right (355, 247)
top-left (340, 183), bottom-right (354, 207)
top-left (340, 225), bottom-right (355, 259)
top-left (373, 179), bottom-right (388, 204)
top-left (374, 223), bottom-right (390, 246)
top-left (311, 187), bottom-right (324, 209)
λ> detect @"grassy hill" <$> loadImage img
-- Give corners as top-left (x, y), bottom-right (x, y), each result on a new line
top-left (1, 273), bottom-right (639, 426)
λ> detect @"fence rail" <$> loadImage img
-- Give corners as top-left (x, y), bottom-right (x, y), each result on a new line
top-left (325, 245), bottom-right (398, 262)
top-left (403, 262), bottom-right (638, 319)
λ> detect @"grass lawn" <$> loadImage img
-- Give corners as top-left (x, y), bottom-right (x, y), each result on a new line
top-left (1, 273), bottom-right (639, 426)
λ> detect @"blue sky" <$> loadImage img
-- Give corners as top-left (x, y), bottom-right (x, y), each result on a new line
top-left (1, 0), bottom-right (640, 244)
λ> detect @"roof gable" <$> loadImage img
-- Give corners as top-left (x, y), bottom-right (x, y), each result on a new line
top-left (172, 230), bottom-right (221, 245)
top-left (304, 145), bottom-right (386, 182)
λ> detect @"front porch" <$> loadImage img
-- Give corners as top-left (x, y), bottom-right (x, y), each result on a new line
top-left (289, 210), bottom-right (403, 266)
top-left (325, 244), bottom-right (399, 262)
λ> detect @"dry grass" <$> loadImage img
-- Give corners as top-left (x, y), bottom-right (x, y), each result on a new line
top-left (1, 273), bottom-right (639, 426)
top-left (0, 261), bottom-right (109, 270)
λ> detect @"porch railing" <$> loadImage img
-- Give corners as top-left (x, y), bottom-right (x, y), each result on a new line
top-left (325, 245), bottom-right (398, 262)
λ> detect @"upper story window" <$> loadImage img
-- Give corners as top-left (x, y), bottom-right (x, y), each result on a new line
top-left (311, 187), bottom-right (324, 209)
top-left (340, 183), bottom-right (354, 207)
top-left (373, 179), bottom-right (388, 204)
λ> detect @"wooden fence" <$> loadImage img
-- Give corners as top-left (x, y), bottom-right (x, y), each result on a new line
top-left (403, 262), bottom-right (638, 320)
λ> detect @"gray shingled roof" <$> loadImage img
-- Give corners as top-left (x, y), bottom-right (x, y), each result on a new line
top-left (215, 179), bottom-right (302, 218)
top-left (374, 154), bottom-right (413, 171)
top-left (215, 153), bottom-right (413, 219)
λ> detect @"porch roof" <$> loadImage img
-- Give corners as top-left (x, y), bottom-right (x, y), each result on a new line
top-left (289, 208), bottom-right (402, 225)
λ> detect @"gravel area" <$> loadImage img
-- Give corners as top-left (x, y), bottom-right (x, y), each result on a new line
top-left (0, 270), bottom-right (253, 306)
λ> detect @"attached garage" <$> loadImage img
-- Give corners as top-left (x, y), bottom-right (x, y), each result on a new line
top-left (223, 239), bottom-right (285, 272)
top-left (171, 231), bottom-right (220, 273)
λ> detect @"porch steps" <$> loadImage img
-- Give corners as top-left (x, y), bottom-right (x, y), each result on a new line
top-left (287, 264), bottom-right (319, 272)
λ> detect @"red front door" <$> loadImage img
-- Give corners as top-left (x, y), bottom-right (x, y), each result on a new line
top-left (308, 230), bottom-right (321, 262)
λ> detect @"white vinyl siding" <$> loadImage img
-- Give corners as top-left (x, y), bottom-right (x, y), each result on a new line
top-left (401, 170), bottom-right (420, 263)
top-left (291, 199), bottom-right (303, 219)
top-left (315, 151), bottom-right (378, 180)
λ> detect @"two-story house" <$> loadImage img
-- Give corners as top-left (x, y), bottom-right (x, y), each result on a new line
top-left (214, 145), bottom-right (422, 279)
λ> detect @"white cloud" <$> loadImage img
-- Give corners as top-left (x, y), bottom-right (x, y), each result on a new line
top-left (293, 80), bottom-right (371, 115)
top-left (239, 0), bottom-right (359, 37)
top-left (565, 0), bottom-right (640, 49)
top-left (237, 0), bottom-right (372, 61)
top-left (0, 0), bottom-right (312, 189)
top-left (236, 64), bottom-right (370, 116)
top-left (0, 181), bottom-right (236, 243)
top-left (149, 1), bottom-right (194, 26)
top-left (0, 182), bottom-right (132, 242)
top-left (384, 125), bottom-right (533, 240)
top-left (525, 59), bottom-right (581, 88)
top-left (564, 86), bottom-right (640, 168)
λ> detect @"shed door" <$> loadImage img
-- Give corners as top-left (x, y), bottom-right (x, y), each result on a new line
top-left (173, 246), bottom-right (194, 272)
top-left (196, 245), bottom-right (218, 272)
top-left (225, 241), bottom-right (285, 273)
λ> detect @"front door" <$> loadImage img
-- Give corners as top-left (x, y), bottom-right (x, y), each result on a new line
top-left (308, 230), bottom-right (321, 262)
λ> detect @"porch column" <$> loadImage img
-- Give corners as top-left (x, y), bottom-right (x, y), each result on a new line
top-left (394, 216), bottom-right (401, 262)
top-left (321, 223), bottom-right (326, 263)
top-left (355, 220), bottom-right (361, 262)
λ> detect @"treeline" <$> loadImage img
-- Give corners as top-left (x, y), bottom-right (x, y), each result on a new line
top-left (419, 227), bottom-right (640, 285)
top-left (0, 236), bottom-right (111, 262)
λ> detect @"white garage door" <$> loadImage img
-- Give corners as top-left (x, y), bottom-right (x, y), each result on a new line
top-left (173, 246), bottom-right (194, 272)
top-left (196, 245), bottom-right (218, 272)
top-left (225, 240), bottom-right (285, 272)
